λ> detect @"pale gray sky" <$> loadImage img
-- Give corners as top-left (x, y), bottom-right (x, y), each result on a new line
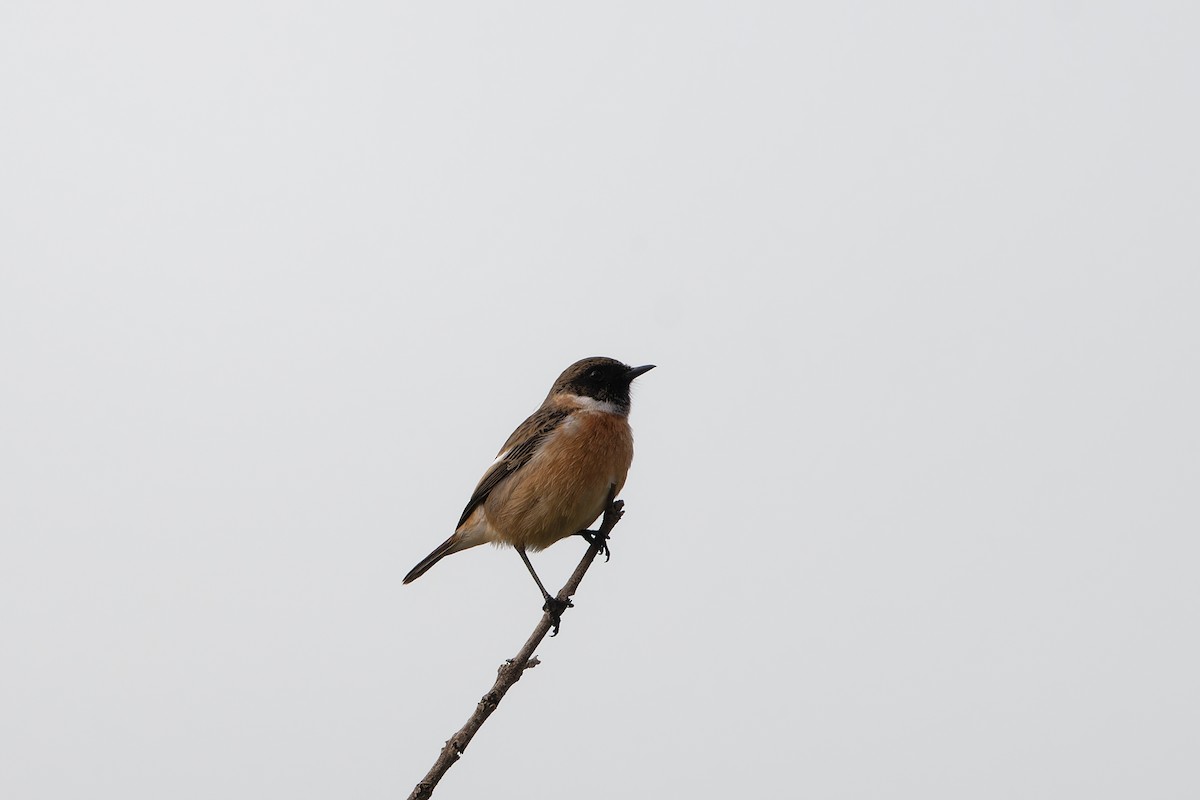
top-left (2, 2), bottom-right (1198, 798)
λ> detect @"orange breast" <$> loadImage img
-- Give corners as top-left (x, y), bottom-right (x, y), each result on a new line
top-left (485, 410), bottom-right (634, 550)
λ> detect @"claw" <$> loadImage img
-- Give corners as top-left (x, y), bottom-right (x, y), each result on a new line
top-left (543, 597), bottom-right (573, 636)
top-left (582, 530), bottom-right (611, 561)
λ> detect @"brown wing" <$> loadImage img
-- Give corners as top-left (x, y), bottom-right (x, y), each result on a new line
top-left (455, 406), bottom-right (572, 529)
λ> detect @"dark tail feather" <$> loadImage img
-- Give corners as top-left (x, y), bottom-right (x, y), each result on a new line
top-left (403, 533), bottom-right (470, 584)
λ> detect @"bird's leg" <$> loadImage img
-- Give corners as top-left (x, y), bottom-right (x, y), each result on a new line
top-left (575, 528), bottom-right (611, 561)
top-left (515, 546), bottom-right (555, 602)
top-left (574, 492), bottom-right (623, 562)
top-left (516, 546), bottom-right (572, 636)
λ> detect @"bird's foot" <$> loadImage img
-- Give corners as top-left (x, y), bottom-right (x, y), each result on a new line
top-left (543, 596), bottom-right (574, 637)
top-left (579, 529), bottom-right (612, 561)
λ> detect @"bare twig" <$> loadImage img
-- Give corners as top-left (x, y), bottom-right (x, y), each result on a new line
top-left (406, 493), bottom-right (626, 800)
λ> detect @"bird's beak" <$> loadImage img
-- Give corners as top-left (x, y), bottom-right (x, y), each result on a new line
top-left (625, 364), bottom-right (656, 380)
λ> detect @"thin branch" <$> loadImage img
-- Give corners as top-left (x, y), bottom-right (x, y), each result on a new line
top-left (407, 494), bottom-right (626, 800)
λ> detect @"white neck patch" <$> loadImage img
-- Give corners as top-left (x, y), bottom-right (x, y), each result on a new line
top-left (567, 394), bottom-right (625, 415)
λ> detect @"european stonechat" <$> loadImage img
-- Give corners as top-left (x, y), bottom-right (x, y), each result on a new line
top-left (403, 357), bottom-right (654, 619)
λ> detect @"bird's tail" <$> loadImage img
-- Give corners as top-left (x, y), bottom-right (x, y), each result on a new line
top-left (402, 532), bottom-right (482, 584)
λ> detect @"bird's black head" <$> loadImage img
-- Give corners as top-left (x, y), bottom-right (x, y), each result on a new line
top-left (550, 356), bottom-right (655, 414)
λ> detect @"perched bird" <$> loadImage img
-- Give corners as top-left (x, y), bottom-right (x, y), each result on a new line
top-left (403, 357), bottom-right (654, 623)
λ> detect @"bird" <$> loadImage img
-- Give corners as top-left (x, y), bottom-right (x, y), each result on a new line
top-left (403, 356), bottom-right (654, 627)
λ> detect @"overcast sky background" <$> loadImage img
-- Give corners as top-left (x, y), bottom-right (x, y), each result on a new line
top-left (2, 2), bottom-right (1198, 798)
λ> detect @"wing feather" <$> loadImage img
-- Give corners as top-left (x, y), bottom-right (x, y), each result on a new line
top-left (455, 406), bottom-right (572, 529)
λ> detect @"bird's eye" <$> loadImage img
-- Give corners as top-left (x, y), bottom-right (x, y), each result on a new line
top-left (588, 369), bottom-right (603, 381)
